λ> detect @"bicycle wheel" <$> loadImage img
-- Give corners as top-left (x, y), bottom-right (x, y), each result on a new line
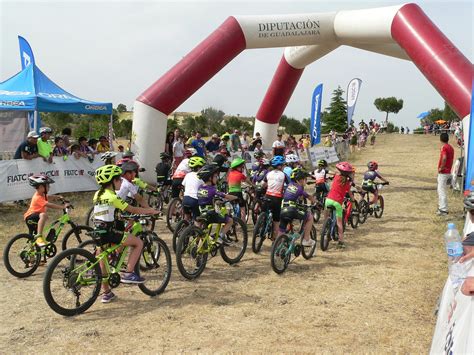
top-left (313, 208), bottom-right (321, 224)
top-left (43, 248), bottom-right (101, 316)
top-left (220, 217), bottom-right (248, 264)
top-left (61, 225), bottom-right (93, 251)
top-left (137, 232), bottom-right (172, 296)
top-left (270, 234), bottom-right (291, 274)
top-left (84, 206), bottom-right (94, 227)
top-left (358, 200), bottom-right (369, 224)
top-left (252, 213), bottom-right (268, 254)
top-left (320, 217), bottom-right (331, 251)
top-left (3, 233), bottom-right (41, 278)
top-left (172, 219), bottom-right (190, 253)
top-left (302, 225), bottom-right (317, 260)
top-left (349, 200), bottom-right (360, 229)
top-left (77, 239), bottom-right (98, 255)
top-left (250, 200), bottom-right (261, 225)
top-left (166, 198), bottom-right (183, 232)
top-left (148, 193), bottom-right (163, 212)
top-left (374, 196), bottom-right (384, 218)
top-left (176, 226), bottom-right (208, 280)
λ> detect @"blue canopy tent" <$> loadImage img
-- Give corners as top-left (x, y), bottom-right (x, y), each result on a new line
top-left (0, 63), bottom-right (113, 132)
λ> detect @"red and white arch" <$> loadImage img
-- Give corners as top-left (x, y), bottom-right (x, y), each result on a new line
top-left (133, 3), bottom-right (473, 181)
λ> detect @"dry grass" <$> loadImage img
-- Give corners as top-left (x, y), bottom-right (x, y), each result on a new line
top-left (0, 134), bottom-right (465, 353)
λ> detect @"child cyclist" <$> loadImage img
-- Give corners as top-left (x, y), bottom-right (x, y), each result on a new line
top-left (197, 164), bottom-right (238, 245)
top-left (279, 169), bottom-right (316, 246)
top-left (312, 159), bottom-right (332, 203)
top-left (24, 175), bottom-right (70, 246)
top-left (93, 165), bottom-right (159, 303)
top-left (182, 156), bottom-right (206, 220)
top-left (324, 162), bottom-right (355, 248)
top-left (362, 161), bottom-right (389, 209)
top-left (227, 157), bottom-right (253, 221)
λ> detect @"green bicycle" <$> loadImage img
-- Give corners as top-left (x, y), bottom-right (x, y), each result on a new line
top-left (3, 201), bottom-right (92, 278)
top-left (175, 200), bottom-right (247, 280)
top-left (270, 203), bottom-right (317, 274)
top-left (43, 214), bottom-right (172, 316)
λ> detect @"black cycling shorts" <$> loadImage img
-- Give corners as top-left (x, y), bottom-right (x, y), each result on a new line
top-left (172, 178), bottom-right (183, 198)
top-left (200, 210), bottom-right (229, 224)
top-left (25, 213), bottom-right (40, 235)
top-left (94, 221), bottom-right (125, 245)
top-left (229, 191), bottom-right (246, 207)
top-left (279, 205), bottom-right (306, 231)
top-left (362, 183), bottom-right (377, 194)
top-left (264, 195), bottom-right (282, 222)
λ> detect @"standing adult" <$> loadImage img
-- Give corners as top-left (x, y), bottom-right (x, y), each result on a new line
top-left (13, 131), bottom-right (40, 160)
top-left (191, 131), bottom-right (207, 157)
top-left (206, 134), bottom-right (220, 153)
top-left (437, 132), bottom-right (454, 216)
top-left (165, 131), bottom-right (175, 155)
top-left (61, 127), bottom-right (72, 148)
top-left (230, 129), bottom-right (242, 152)
top-left (173, 135), bottom-right (185, 169)
top-left (249, 132), bottom-right (262, 151)
top-left (37, 127), bottom-right (53, 163)
top-left (272, 133), bottom-right (285, 156)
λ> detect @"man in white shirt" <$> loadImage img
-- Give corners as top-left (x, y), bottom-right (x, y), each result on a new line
top-left (272, 133), bottom-right (285, 156)
top-left (117, 161), bottom-right (149, 207)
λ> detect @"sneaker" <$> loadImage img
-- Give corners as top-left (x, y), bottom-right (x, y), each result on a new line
top-left (35, 235), bottom-right (47, 247)
top-left (302, 238), bottom-right (316, 247)
top-left (436, 209), bottom-right (449, 216)
top-left (120, 272), bottom-right (145, 284)
top-left (337, 241), bottom-right (346, 249)
top-left (217, 235), bottom-right (232, 246)
top-left (101, 291), bottom-right (117, 303)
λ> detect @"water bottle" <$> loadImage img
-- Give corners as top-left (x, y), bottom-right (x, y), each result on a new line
top-left (444, 223), bottom-right (465, 293)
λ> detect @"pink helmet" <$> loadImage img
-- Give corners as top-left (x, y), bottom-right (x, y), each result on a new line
top-left (336, 162), bottom-right (353, 176)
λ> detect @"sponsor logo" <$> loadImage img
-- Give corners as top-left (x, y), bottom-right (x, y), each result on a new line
top-left (7, 173), bottom-right (33, 184)
top-left (0, 90), bottom-right (31, 96)
top-left (0, 101), bottom-right (26, 107)
top-left (64, 169), bottom-right (84, 176)
top-left (312, 93), bottom-right (320, 141)
top-left (40, 170), bottom-right (60, 177)
top-left (258, 20), bottom-right (321, 38)
top-left (85, 105), bottom-right (107, 111)
top-left (38, 92), bottom-right (74, 100)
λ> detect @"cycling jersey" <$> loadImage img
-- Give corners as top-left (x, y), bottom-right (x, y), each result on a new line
top-left (133, 178), bottom-right (148, 190)
top-left (155, 162), bottom-right (171, 183)
top-left (252, 169), bottom-right (268, 184)
top-left (117, 178), bottom-right (139, 200)
top-left (363, 170), bottom-right (381, 182)
top-left (282, 182), bottom-right (309, 203)
top-left (313, 168), bottom-right (328, 184)
top-left (265, 170), bottom-right (287, 198)
top-left (182, 171), bottom-right (203, 199)
top-left (228, 170), bottom-right (246, 193)
top-left (327, 174), bottom-right (351, 204)
top-left (93, 189), bottom-right (128, 223)
top-left (198, 185), bottom-right (226, 210)
top-left (173, 158), bottom-right (191, 179)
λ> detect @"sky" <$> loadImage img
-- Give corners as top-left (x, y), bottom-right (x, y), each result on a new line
top-left (0, 0), bottom-right (472, 130)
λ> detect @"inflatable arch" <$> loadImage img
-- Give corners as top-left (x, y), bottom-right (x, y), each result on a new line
top-left (132, 3), bottom-right (473, 181)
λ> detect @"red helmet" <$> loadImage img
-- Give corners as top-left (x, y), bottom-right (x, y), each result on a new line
top-left (116, 157), bottom-right (132, 167)
top-left (367, 161), bottom-right (378, 171)
top-left (336, 162), bottom-right (353, 176)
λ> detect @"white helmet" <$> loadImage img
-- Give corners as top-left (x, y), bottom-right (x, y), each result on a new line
top-left (100, 151), bottom-right (118, 161)
top-left (39, 127), bottom-right (53, 134)
top-left (285, 154), bottom-right (299, 163)
top-left (28, 174), bottom-right (55, 187)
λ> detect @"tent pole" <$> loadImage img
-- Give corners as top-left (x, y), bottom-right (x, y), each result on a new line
top-left (33, 111), bottom-right (38, 132)
top-left (109, 114), bottom-right (114, 151)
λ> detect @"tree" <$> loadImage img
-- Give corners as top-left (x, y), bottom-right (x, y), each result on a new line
top-left (302, 118), bottom-right (311, 132)
top-left (114, 119), bottom-right (133, 139)
top-left (167, 118), bottom-right (179, 133)
top-left (424, 108), bottom-right (444, 123)
top-left (279, 115), bottom-right (307, 135)
top-left (182, 116), bottom-right (197, 133)
top-left (116, 103), bottom-right (127, 113)
top-left (322, 86), bottom-right (347, 133)
top-left (374, 97), bottom-right (404, 124)
top-left (195, 115), bottom-right (210, 136)
top-left (442, 102), bottom-right (459, 122)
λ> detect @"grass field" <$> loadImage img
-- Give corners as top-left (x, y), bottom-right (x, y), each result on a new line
top-left (0, 134), bottom-right (466, 353)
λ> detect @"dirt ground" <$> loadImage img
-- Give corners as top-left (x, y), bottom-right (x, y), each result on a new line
top-left (0, 134), bottom-right (466, 353)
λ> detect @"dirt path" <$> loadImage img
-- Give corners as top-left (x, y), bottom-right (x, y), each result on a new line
top-left (0, 134), bottom-right (465, 353)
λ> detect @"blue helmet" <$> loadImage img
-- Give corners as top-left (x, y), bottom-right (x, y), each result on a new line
top-left (271, 155), bottom-right (285, 167)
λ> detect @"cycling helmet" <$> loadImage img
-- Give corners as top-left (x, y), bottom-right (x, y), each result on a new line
top-left (213, 154), bottom-right (227, 167)
top-left (95, 165), bottom-right (122, 184)
top-left (100, 151), bottom-right (118, 162)
top-left (230, 157), bottom-right (246, 169)
top-left (184, 148), bottom-right (196, 158)
top-left (464, 191), bottom-right (474, 210)
top-left (160, 152), bottom-right (172, 160)
top-left (317, 159), bottom-right (328, 168)
top-left (197, 164), bottom-right (220, 182)
top-left (271, 155), bottom-right (285, 167)
top-left (291, 168), bottom-right (310, 181)
top-left (28, 174), bottom-right (55, 187)
top-left (121, 160), bottom-right (140, 173)
top-left (221, 133), bottom-right (231, 140)
top-left (261, 158), bottom-right (270, 167)
top-left (367, 161), bottom-right (378, 171)
top-left (254, 151), bottom-right (265, 159)
top-left (188, 156), bottom-right (206, 168)
top-left (285, 154), bottom-right (299, 164)
top-left (39, 127), bottom-right (53, 134)
top-left (122, 151), bottom-right (135, 159)
top-left (116, 158), bottom-right (131, 167)
top-left (336, 162), bottom-right (353, 176)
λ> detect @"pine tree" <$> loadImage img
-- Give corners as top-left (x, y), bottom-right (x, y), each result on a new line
top-left (322, 86), bottom-right (347, 133)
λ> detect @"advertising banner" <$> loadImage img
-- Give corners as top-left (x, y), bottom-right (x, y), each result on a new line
top-left (0, 156), bottom-right (104, 202)
top-left (308, 146), bottom-right (339, 167)
top-left (310, 83), bottom-right (323, 146)
top-left (0, 111), bottom-right (28, 153)
top-left (346, 78), bottom-right (362, 127)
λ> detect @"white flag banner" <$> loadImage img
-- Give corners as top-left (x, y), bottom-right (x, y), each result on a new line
top-left (346, 78), bottom-right (362, 127)
top-left (308, 146), bottom-right (339, 167)
top-left (0, 156), bottom-right (104, 202)
top-left (0, 111), bottom-right (28, 153)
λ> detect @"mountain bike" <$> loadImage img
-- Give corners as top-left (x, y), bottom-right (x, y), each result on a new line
top-left (3, 201), bottom-right (92, 278)
top-left (320, 204), bottom-right (346, 251)
top-left (147, 182), bottom-right (171, 212)
top-left (358, 182), bottom-right (388, 224)
top-left (270, 203), bottom-right (317, 274)
top-left (252, 197), bottom-right (273, 253)
top-left (248, 186), bottom-right (266, 224)
top-left (43, 214), bottom-right (171, 316)
top-left (175, 200), bottom-right (247, 280)
top-left (344, 190), bottom-right (359, 229)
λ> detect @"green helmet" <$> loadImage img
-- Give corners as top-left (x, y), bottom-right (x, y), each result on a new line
top-left (95, 165), bottom-right (122, 184)
top-left (188, 156), bottom-right (206, 168)
top-left (230, 157), bottom-right (246, 169)
top-left (291, 168), bottom-right (310, 181)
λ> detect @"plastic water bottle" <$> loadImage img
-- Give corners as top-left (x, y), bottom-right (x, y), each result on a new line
top-left (444, 223), bottom-right (465, 293)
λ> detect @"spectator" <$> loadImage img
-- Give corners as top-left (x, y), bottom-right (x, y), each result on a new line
top-left (436, 132), bottom-right (454, 216)
top-left (37, 127), bottom-right (53, 163)
top-left (400, 127), bottom-right (405, 134)
top-left (70, 144), bottom-right (82, 159)
top-left (249, 132), bottom-right (263, 151)
top-left (406, 127), bottom-right (410, 134)
top-left (78, 137), bottom-right (91, 157)
top-left (173, 135), bottom-right (185, 168)
top-left (230, 129), bottom-right (242, 152)
top-left (174, 128), bottom-right (181, 141)
top-left (285, 135), bottom-right (297, 153)
top-left (272, 133), bottom-right (285, 156)
top-left (88, 138), bottom-right (98, 153)
top-left (302, 134), bottom-right (310, 149)
top-left (350, 131), bottom-right (358, 153)
top-left (220, 132), bottom-right (231, 151)
top-left (241, 131), bottom-right (250, 151)
top-left (165, 131), bottom-right (174, 154)
top-left (186, 130), bottom-right (196, 146)
top-left (96, 136), bottom-right (110, 153)
top-left (206, 134), bottom-right (220, 153)
top-left (323, 136), bottom-right (332, 147)
top-left (61, 127), bottom-right (72, 147)
top-left (13, 131), bottom-right (40, 160)
top-left (191, 131), bottom-right (207, 157)
top-left (118, 145), bottom-right (125, 153)
top-left (53, 137), bottom-right (68, 157)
